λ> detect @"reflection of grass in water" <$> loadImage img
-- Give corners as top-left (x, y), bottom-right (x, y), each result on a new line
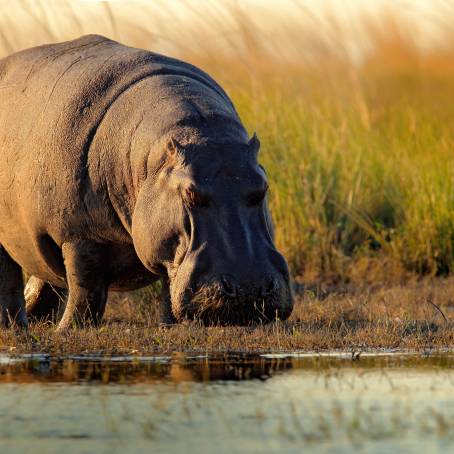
top-left (141, 418), bottom-right (157, 440)
top-left (270, 398), bottom-right (454, 445)
top-left (1, 367), bottom-right (454, 448)
top-left (98, 389), bottom-right (122, 441)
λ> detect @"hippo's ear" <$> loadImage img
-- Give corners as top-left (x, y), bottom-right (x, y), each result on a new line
top-left (164, 137), bottom-right (186, 169)
top-left (248, 133), bottom-right (260, 155)
top-left (166, 137), bottom-right (181, 157)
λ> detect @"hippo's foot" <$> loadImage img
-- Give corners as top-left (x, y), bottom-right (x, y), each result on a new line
top-left (159, 281), bottom-right (177, 325)
top-left (56, 241), bottom-right (108, 332)
top-left (25, 276), bottom-right (67, 323)
top-left (0, 246), bottom-right (28, 329)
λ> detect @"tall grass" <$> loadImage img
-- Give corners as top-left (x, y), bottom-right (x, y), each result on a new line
top-left (2, 1), bottom-right (454, 281)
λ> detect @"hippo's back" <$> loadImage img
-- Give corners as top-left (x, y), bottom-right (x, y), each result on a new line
top-left (0, 34), bottom-right (235, 178)
top-left (0, 35), bottom-right (241, 282)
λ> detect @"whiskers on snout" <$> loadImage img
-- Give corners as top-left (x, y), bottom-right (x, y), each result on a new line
top-left (180, 282), bottom-right (290, 326)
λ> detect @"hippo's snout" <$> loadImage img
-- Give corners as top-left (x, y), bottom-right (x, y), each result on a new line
top-left (218, 274), bottom-right (278, 300)
top-left (220, 274), bottom-right (237, 298)
top-left (171, 272), bottom-right (293, 326)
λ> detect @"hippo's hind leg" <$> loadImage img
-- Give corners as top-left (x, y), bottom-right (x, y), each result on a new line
top-left (25, 276), bottom-right (67, 323)
top-left (57, 241), bottom-right (108, 331)
top-left (0, 246), bottom-right (28, 329)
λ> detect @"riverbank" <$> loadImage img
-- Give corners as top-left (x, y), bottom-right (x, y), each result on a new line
top-left (2, 277), bottom-right (453, 356)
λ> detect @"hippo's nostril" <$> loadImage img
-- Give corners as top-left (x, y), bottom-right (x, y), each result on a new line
top-left (261, 278), bottom-right (278, 297)
top-left (220, 274), bottom-right (237, 298)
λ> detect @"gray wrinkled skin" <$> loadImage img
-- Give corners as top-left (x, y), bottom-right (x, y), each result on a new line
top-left (0, 35), bottom-right (293, 330)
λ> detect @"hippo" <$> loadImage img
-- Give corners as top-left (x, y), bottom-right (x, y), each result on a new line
top-left (0, 34), bottom-right (293, 330)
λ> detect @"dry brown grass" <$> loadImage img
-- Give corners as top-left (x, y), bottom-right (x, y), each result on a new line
top-left (0, 3), bottom-right (454, 354)
top-left (1, 278), bottom-right (454, 355)
top-left (2, 2), bottom-right (454, 280)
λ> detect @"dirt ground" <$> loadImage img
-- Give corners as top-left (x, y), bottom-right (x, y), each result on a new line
top-left (1, 277), bottom-right (454, 356)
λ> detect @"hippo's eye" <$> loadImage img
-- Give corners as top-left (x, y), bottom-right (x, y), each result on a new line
top-left (183, 187), bottom-right (210, 209)
top-left (246, 186), bottom-right (268, 207)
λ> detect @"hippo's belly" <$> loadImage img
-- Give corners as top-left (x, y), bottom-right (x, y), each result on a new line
top-left (0, 231), bottom-right (157, 291)
top-left (107, 245), bottom-right (158, 291)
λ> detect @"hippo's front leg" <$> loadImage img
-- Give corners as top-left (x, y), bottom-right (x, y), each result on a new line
top-left (57, 241), bottom-right (108, 332)
top-left (160, 280), bottom-right (176, 325)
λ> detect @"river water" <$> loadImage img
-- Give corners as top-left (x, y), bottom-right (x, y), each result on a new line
top-left (1, 352), bottom-right (454, 453)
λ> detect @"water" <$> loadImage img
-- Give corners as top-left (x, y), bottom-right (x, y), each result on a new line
top-left (1, 353), bottom-right (454, 453)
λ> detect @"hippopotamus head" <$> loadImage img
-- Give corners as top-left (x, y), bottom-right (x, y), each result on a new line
top-left (132, 133), bottom-right (293, 324)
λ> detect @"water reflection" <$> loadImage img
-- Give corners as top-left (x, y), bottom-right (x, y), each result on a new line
top-left (0, 352), bottom-right (454, 384)
top-left (0, 353), bottom-right (297, 384)
top-left (1, 353), bottom-right (454, 453)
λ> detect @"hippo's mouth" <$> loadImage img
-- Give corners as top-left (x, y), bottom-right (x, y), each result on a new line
top-left (171, 280), bottom-right (293, 326)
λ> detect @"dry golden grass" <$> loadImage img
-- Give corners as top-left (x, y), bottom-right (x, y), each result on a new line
top-left (1, 2), bottom-right (454, 279)
top-left (1, 3), bottom-right (454, 354)
top-left (1, 278), bottom-right (454, 355)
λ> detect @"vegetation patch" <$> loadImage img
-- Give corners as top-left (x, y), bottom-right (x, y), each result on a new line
top-left (0, 2), bottom-right (454, 281)
top-left (1, 278), bottom-right (453, 355)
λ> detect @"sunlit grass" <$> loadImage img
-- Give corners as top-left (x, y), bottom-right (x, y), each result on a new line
top-left (1, 277), bottom-right (454, 354)
top-left (1, 1), bottom-right (454, 280)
